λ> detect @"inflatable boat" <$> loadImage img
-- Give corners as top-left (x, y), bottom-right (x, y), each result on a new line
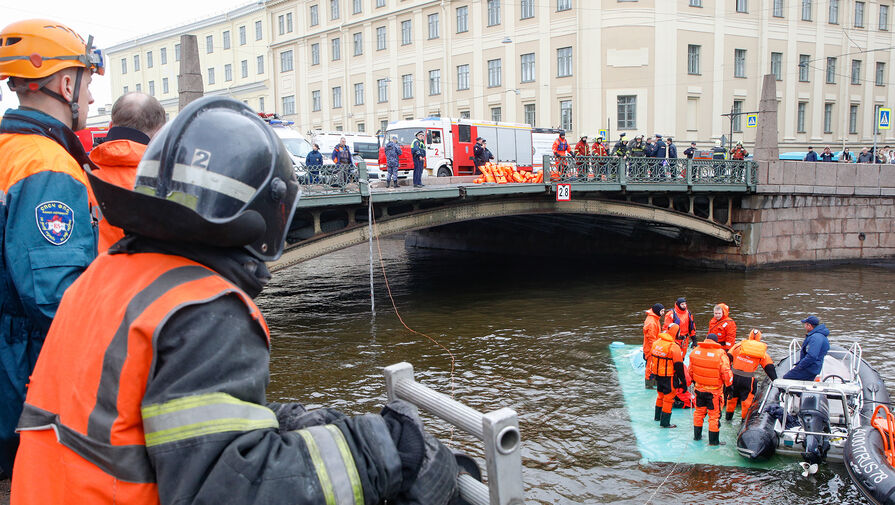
top-left (737, 341), bottom-right (890, 467)
top-left (845, 405), bottom-right (895, 505)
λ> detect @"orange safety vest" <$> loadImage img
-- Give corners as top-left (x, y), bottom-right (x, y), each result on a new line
top-left (690, 341), bottom-right (731, 392)
top-left (12, 252), bottom-right (269, 505)
top-left (88, 139), bottom-right (146, 252)
top-left (650, 334), bottom-right (681, 377)
top-left (731, 339), bottom-right (769, 377)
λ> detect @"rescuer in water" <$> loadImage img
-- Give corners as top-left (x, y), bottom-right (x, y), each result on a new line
top-left (707, 303), bottom-right (737, 353)
top-left (664, 297), bottom-right (696, 351)
top-left (691, 334), bottom-right (734, 445)
top-left (643, 303), bottom-right (664, 389)
top-left (648, 332), bottom-right (686, 428)
top-left (725, 329), bottom-right (778, 421)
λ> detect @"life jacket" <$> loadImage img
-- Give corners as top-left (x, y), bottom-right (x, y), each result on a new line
top-left (690, 340), bottom-right (728, 391)
top-left (731, 339), bottom-right (768, 376)
top-left (650, 333), bottom-right (679, 377)
top-left (13, 252), bottom-right (269, 505)
top-left (552, 138), bottom-right (569, 155)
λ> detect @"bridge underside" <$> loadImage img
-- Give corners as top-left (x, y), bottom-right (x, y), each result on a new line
top-left (270, 198), bottom-right (740, 272)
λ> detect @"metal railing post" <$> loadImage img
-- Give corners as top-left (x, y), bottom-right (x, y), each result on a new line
top-left (686, 159), bottom-right (693, 187)
top-left (543, 154), bottom-right (552, 187)
top-left (383, 362), bottom-right (524, 505)
top-left (358, 161), bottom-right (369, 197)
top-left (617, 157), bottom-right (626, 186)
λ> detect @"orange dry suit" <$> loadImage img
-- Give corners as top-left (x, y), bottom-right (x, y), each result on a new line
top-left (552, 137), bottom-right (570, 157)
top-left (725, 333), bottom-right (777, 420)
top-left (707, 303), bottom-right (737, 352)
top-left (649, 333), bottom-right (686, 422)
top-left (690, 339), bottom-right (733, 434)
top-left (643, 309), bottom-right (662, 379)
top-left (88, 131), bottom-right (146, 251)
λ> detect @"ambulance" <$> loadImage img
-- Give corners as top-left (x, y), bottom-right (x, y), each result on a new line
top-left (311, 131), bottom-right (383, 178)
top-left (381, 117), bottom-right (534, 177)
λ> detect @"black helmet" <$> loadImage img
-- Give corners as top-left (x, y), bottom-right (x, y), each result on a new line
top-left (87, 96), bottom-right (300, 261)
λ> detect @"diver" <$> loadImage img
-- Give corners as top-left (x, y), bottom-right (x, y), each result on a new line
top-left (725, 330), bottom-right (777, 421)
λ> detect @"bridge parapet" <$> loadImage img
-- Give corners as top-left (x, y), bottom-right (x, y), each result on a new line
top-left (757, 160), bottom-right (895, 197)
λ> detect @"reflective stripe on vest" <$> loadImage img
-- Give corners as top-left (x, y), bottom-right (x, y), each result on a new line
top-left (297, 425), bottom-right (365, 505)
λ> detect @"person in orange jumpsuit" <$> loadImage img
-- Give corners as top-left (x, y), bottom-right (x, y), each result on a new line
top-left (642, 303), bottom-right (664, 389)
top-left (725, 329), bottom-right (777, 421)
top-left (691, 334), bottom-right (733, 445)
top-left (707, 302), bottom-right (737, 352)
top-left (552, 132), bottom-right (571, 177)
top-left (664, 297), bottom-right (696, 351)
top-left (648, 332), bottom-right (686, 428)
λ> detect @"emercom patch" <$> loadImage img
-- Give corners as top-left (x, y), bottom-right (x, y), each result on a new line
top-left (35, 201), bottom-right (74, 245)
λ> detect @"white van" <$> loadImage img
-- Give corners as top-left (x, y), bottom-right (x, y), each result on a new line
top-left (264, 119), bottom-right (314, 179)
top-left (531, 128), bottom-right (564, 173)
top-left (311, 131), bottom-right (383, 178)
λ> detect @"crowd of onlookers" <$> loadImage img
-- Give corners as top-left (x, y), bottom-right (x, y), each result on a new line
top-left (797, 145), bottom-right (895, 163)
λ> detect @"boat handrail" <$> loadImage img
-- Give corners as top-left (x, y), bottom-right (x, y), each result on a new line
top-left (772, 378), bottom-right (862, 396)
top-left (788, 338), bottom-right (801, 368)
top-left (779, 428), bottom-right (849, 438)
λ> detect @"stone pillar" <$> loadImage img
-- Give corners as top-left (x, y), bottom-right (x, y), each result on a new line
top-left (177, 35), bottom-right (203, 111)
top-left (755, 74), bottom-right (779, 163)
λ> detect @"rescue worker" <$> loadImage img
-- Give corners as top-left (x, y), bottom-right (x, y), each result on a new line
top-left (0, 18), bottom-right (104, 476)
top-left (611, 132), bottom-right (628, 157)
top-left (411, 130), bottom-right (426, 187)
top-left (683, 141), bottom-right (697, 159)
top-left (730, 141), bottom-right (748, 160)
top-left (707, 302), bottom-right (737, 352)
top-left (591, 136), bottom-right (609, 180)
top-left (725, 329), bottom-right (777, 421)
top-left (574, 135), bottom-right (589, 178)
top-left (663, 297), bottom-right (696, 351)
top-left (691, 334), bottom-right (734, 445)
top-left (782, 316), bottom-right (831, 381)
top-left (332, 136), bottom-right (355, 186)
top-left (88, 92), bottom-right (166, 251)
top-left (628, 135), bottom-right (647, 157)
top-left (711, 140), bottom-right (727, 160)
top-left (648, 332), bottom-right (686, 428)
top-left (552, 132), bottom-right (571, 177)
top-left (12, 97), bottom-right (460, 504)
top-left (643, 303), bottom-right (664, 389)
top-left (473, 136), bottom-right (487, 173)
top-left (384, 134), bottom-right (402, 188)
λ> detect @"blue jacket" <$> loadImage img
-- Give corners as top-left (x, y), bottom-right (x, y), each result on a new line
top-left (332, 144), bottom-right (354, 166)
top-left (654, 140), bottom-right (667, 158)
top-left (804, 151), bottom-right (818, 162)
top-left (668, 143), bottom-right (678, 159)
top-left (384, 141), bottom-right (402, 168)
top-left (782, 324), bottom-right (830, 380)
top-left (305, 149), bottom-right (323, 167)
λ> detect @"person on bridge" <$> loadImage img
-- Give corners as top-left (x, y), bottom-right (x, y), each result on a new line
top-left (591, 137), bottom-right (609, 180)
top-left (804, 146), bottom-right (818, 162)
top-left (664, 297), bottom-right (696, 351)
top-left (332, 136), bottom-right (355, 186)
top-left (411, 130), bottom-right (427, 188)
top-left (643, 303), bottom-right (664, 389)
top-left (305, 143), bottom-right (323, 183)
top-left (611, 132), bottom-right (628, 157)
top-left (648, 332), bottom-right (686, 428)
top-left (730, 142), bottom-right (748, 160)
top-left (707, 303), bottom-right (737, 352)
top-left (0, 18), bottom-right (104, 477)
top-left (819, 146), bottom-right (836, 162)
top-left (711, 140), bottom-right (727, 160)
top-left (384, 134), bottom-right (402, 188)
top-left (473, 136), bottom-right (487, 174)
top-left (12, 97), bottom-right (459, 505)
top-left (628, 135), bottom-right (647, 157)
top-left (666, 137), bottom-right (677, 159)
top-left (725, 329), bottom-right (777, 421)
top-left (691, 334), bottom-right (734, 445)
top-left (88, 92), bottom-right (166, 252)
top-left (684, 142), bottom-right (698, 159)
top-left (840, 147), bottom-right (854, 162)
top-left (574, 135), bottom-right (589, 178)
top-left (782, 316), bottom-right (831, 381)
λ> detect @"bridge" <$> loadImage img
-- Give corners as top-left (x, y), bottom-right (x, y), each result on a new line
top-left (269, 156), bottom-right (757, 272)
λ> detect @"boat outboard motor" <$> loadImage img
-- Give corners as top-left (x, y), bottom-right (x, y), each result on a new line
top-left (798, 393), bottom-right (831, 465)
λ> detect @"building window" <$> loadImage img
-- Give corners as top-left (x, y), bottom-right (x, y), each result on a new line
top-left (163, 78), bottom-right (170, 94)
top-left (259, 97), bottom-right (265, 112)
top-left (331, 0), bottom-right (340, 19)
top-left (797, 102), bottom-right (807, 132)
top-left (135, 83), bottom-right (141, 92)
top-left (332, 38), bottom-right (341, 60)
top-left (148, 80), bottom-right (155, 96)
top-left (487, 0), bottom-right (501, 26)
top-left (521, 0), bottom-right (535, 19)
top-left (311, 43), bottom-right (320, 65)
top-left (428, 13), bottom-right (439, 39)
top-left (851, 59), bottom-right (862, 85)
top-left (557, 0), bottom-right (571, 11)
top-left (457, 64), bottom-right (469, 90)
top-left (521, 53), bottom-right (535, 83)
top-left (175, 43), bottom-right (181, 61)
top-left (617, 95), bottom-right (636, 129)
top-left (357, 122), bottom-right (365, 132)
top-left (732, 100), bottom-right (743, 132)
top-left (524, 103), bottom-right (536, 126)
top-left (377, 78), bottom-right (388, 102)
top-left (353, 32), bottom-right (363, 55)
top-left (255, 20), bottom-right (263, 40)
top-left (824, 103), bottom-right (833, 133)
top-left (491, 107), bottom-right (502, 122)
top-left (223, 31), bottom-right (231, 49)
top-left (224, 64), bottom-right (232, 81)
top-left (278, 15), bottom-right (284, 35)
top-left (206, 35), bottom-right (213, 54)
top-left (134, 54), bottom-right (141, 71)
top-left (876, 62), bottom-right (886, 86)
top-left (239, 26), bottom-right (246, 45)
top-left (734, 49), bottom-right (746, 78)
top-left (736, 0), bottom-right (747, 13)
top-left (402, 74), bottom-right (413, 99)
top-left (310, 5), bottom-right (319, 26)
top-left (855, 2), bottom-right (865, 27)
top-left (354, 82), bottom-right (364, 105)
top-left (687, 97), bottom-right (698, 130)
top-left (257, 55), bottom-right (264, 74)
top-left (429, 69), bottom-right (441, 95)
top-left (829, 0), bottom-right (839, 23)
top-left (121, 58), bottom-right (127, 74)
top-left (459, 110), bottom-right (471, 119)
top-left (802, 0), bottom-right (812, 20)
top-left (312, 90), bottom-right (321, 111)
top-left (826, 57), bottom-right (836, 83)
top-left (560, 100), bottom-right (572, 131)
top-left (771, 52), bottom-right (782, 80)
top-left (849, 104), bottom-right (859, 133)
top-left (332, 86), bottom-right (342, 108)
top-left (401, 20), bottom-right (412, 45)
top-left (557, 47), bottom-right (572, 77)
top-left (882, 5), bottom-right (890, 30)
top-left (773, 0), bottom-right (784, 17)
top-left (123, 85), bottom-right (128, 94)
top-left (488, 58), bottom-right (502, 87)
top-left (456, 6), bottom-right (468, 32)
top-left (353, 0), bottom-right (362, 14)
top-left (687, 44), bottom-right (700, 75)
top-left (690, 0), bottom-right (702, 5)
top-left (160, 47), bottom-right (167, 65)
top-left (376, 27), bottom-right (386, 50)
top-left (280, 50), bottom-right (293, 72)
top-left (207, 67), bottom-right (215, 85)
top-left (241, 60), bottom-right (248, 78)
top-left (283, 95), bottom-right (295, 115)
top-left (146, 51), bottom-right (153, 68)
top-left (799, 54), bottom-right (810, 81)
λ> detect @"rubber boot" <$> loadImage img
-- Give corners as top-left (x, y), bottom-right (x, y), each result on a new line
top-left (693, 426), bottom-right (703, 441)
top-left (725, 411), bottom-right (734, 422)
top-left (384, 180), bottom-right (390, 188)
top-left (654, 406), bottom-right (663, 422)
top-left (659, 412), bottom-right (677, 429)
top-left (708, 431), bottom-right (725, 446)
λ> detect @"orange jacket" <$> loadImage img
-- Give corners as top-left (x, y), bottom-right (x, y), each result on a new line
top-left (643, 310), bottom-right (662, 356)
top-left (729, 339), bottom-right (774, 375)
top-left (690, 340), bottom-right (733, 392)
top-left (649, 333), bottom-right (683, 377)
top-left (89, 139), bottom-right (146, 251)
top-left (707, 303), bottom-right (736, 351)
top-left (552, 137), bottom-right (570, 156)
top-left (591, 142), bottom-right (608, 156)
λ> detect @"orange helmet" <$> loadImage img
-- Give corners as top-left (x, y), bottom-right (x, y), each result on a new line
top-left (0, 19), bottom-right (104, 81)
top-left (749, 329), bottom-right (762, 341)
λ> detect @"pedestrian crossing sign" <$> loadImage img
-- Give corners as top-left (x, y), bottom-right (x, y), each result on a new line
top-left (598, 129), bottom-right (608, 139)
top-left (879, 108), bottom-right (891, 130)
top-left (746, 114), bottom-right (758, 128)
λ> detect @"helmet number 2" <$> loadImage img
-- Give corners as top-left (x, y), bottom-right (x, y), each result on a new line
top-left (192, 149), bottom-right (212, 169)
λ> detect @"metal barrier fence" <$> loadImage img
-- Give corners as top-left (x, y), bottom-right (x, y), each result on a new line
top-left (544, 155), bottom-right (757, 187)
top-left (384, 362), bottom-right (524, 505)
top-left (296, 161), bottom-right (369, 197)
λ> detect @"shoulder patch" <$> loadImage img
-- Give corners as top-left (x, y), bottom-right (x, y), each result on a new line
top-left (35, 201), bottom-right (74, 245)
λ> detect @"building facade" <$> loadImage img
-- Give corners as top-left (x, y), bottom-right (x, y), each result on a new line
top-left (103, 0), bottom-right (895, 150)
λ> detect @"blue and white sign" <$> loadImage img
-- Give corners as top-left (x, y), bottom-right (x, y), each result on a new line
top-left (746, 114), bottom-right (758, 128)
top-left (879, 108), bottom-right (891, 130)
top-left (35, 201), bottom-right (74, 245)
top-left (598, 129), bottom-right (608, 140)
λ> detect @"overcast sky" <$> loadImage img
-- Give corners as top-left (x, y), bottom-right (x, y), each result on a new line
top-left (0, 0), bottom-right (254, 116)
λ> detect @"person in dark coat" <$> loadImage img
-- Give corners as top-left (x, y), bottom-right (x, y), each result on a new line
top-left (804, 146), bottom-right (818, 162)
top-left (654, 134), bottom-right (667, 159)
top-left (782, 316), bottom-right (830, 381)
top-left (684, 141), bottom-right (697, 159)
top-left (858, 147), bottom-right (874, 163)
top-left (819, 146), bottom-right (835, 162)
top-left (666, 137), bottom-right (678, 159)
top-left (305, 143), bottom-right (323, 183)
top-left (473, 136), bottom-right (488, 173)
top-left (411, 130), bottom-right (426, 187)
top-left (383, 135), bottom-right (402, 188)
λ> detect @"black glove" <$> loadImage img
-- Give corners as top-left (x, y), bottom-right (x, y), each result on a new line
top-left (690, 338), bottom-right (698, 348)
top-left (673, 362), bottom-right (687, 390)
top-left (268, 401), bottom-right (347, 432)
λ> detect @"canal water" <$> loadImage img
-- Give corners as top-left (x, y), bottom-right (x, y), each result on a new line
top-left (258, 237), bottom-right (895, 504)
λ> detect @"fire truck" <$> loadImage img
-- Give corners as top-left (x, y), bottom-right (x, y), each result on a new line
top-left (75, 126), bottom-right (109, 153)
top-left (380, 117), bottom-right (534, 177)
